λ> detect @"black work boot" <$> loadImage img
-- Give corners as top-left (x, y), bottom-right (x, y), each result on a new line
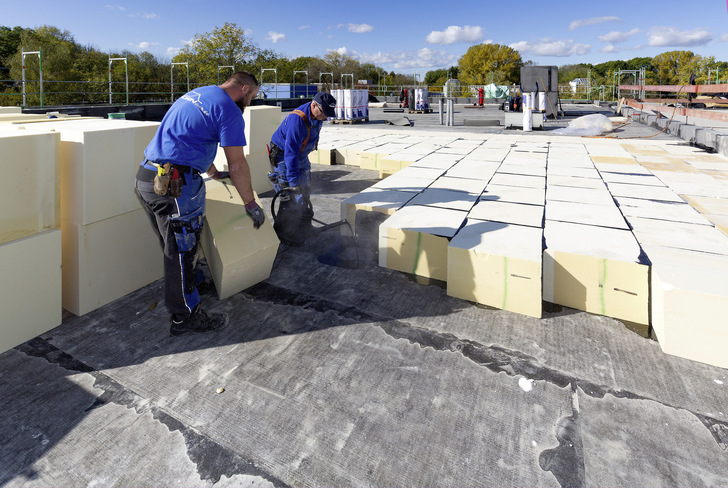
top-left (170, 306), bottom-right (229, 336)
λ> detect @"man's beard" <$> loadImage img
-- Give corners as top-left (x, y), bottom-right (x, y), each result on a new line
top-left (236, 99), bottom-right (247, 114)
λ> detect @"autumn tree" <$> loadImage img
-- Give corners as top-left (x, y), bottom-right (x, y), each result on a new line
top-left (651, 51), bottom-right (700, 85)
top-left (173, 22), bottom-right (260, 86)
top-left (458, 43), bottom-right (522, 85)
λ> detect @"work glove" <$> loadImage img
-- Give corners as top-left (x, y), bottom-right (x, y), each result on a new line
top-left (245, 200), bottom-right (265, 229)
top-left (211, 171), bottom-right (230, 180)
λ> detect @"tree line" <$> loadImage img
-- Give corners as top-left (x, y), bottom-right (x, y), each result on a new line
top-left (1, 22), bottom-right (726, 107)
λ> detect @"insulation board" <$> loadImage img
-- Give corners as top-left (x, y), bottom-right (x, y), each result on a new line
top-left (448, 220), bottom-right (543, 318)
top-left (200, 180), bottom-right (279, 300)
top-left (0, 229), bottom-right (62, 354)
top-left (61, 208), bottom-right (164, 316)
top-left (379, 205), bottom-right (467, 281)
top-left (543, 220), bottom-right (649, 325)
top-left (0, 130), bottom-right (60, 245)
top-left (647, 244), bottom-right (728, 369)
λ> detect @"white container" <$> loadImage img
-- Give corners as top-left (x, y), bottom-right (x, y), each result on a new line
top-left (523, 108), bottom-right (533, 132)
top-left (356, 90), bottom-right (364, 119)
top-left (538, 92), bottom-right (546, 112)
top-left (362, 89), bottom-right (369, 118)
top-left (344, 89), bottom-right (354, 120)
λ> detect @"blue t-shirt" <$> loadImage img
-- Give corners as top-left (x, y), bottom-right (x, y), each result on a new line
top-left (144, 85), bottom-right (246, 173)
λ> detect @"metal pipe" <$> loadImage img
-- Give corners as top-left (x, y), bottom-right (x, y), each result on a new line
top-left (438, 98), bottom-right (444, 125)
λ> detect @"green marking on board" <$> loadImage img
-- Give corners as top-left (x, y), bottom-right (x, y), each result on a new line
top-left (502, 257), bottom-right (508, 309)
top-left (412, 232), bottom-right (422, 275)
top-left (600, 258), bottom-right (607, 315)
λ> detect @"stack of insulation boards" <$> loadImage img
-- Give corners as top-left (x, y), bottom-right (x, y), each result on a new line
top-left (337, 130), bottom-right (728, 369)
top-left (210, 105), bottom-right (281, 194)
top-left (14, 118), bottom-right (164, 318)
top-left (0, 126), bottom-right (62, 353)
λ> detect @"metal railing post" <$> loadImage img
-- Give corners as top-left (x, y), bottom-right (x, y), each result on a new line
top-left (171, 62), bottom-right (189, 102)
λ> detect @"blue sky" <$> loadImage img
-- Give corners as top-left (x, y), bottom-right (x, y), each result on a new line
top-left (4, 0), bottom-right (728, 78)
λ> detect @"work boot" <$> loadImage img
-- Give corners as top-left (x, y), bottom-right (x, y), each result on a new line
top-left (170, 306), bottom-right (229, 336)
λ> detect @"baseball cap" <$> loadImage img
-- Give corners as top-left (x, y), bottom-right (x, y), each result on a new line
top-left (314, 92), bottom-right (337, 118)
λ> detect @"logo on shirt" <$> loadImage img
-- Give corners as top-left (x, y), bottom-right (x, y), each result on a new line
top-left (181, 91), bottom-right (210, 117)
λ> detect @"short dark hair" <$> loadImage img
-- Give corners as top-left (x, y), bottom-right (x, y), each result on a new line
top-left (227, 71), bottom-right (259, 87)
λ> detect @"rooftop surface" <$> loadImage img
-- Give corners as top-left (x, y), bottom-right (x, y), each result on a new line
top-left (2, 104), bottom-right (728, 487)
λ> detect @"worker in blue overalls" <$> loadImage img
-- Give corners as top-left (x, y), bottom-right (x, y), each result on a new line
top-left (268, 92), bottom-right (336, 245)
top-left (135, 71), bottom-right (265, 336)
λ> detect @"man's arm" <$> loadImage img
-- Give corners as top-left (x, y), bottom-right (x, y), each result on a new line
top-left (222, 146), bottom-right (255, 204)
top-left (282, 116), bottom-right (308, 187)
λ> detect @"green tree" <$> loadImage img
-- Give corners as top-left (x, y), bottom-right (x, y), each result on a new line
top-left (0, 26), bottom-right (26, 90)
top-left (458, 43), bottom-right (522, 85)
top-left (173, 22), bottom-right (260, 86)
top-left (5, 25), bottom-right (83, 105)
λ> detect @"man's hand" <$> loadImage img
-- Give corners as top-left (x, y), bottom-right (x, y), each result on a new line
top-left (245, 200), bottom-right (265, 229)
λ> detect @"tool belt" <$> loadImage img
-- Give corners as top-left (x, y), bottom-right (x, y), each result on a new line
top-left (138, 161), bottom-right (198, 198)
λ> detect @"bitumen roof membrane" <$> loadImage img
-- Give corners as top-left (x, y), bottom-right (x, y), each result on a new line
top-left (2, 104), bottom-right (728, 487)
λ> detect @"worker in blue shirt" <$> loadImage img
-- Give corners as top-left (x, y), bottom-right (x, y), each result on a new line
top-left (268, 92), bottom-right (336, 245)
top-left (135, 71), bottom-right (264, 336)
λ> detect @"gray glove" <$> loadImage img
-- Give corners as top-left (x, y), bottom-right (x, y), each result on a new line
top-left (245, 200), bottom-right (265, 229)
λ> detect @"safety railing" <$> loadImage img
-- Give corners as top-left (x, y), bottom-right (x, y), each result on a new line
top-left (619, 83), bottom-right (728, 124)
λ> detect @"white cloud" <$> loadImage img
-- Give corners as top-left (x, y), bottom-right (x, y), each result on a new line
top-left (569, 16), bottom-right (622, 31)
top-left (600, 44), bottom-right (618, 53)
top-left (167, 47), bottom-right (181, 56)
top-left (346, 23), bottom-right (373, 33)
top-left (299, 25), bottom-right (310, 30)
top-left (105, 4), bottom-right (126, 11)
top-left (719, 33), bottom-right (728, 42)
top-left (510, 39), bottom-right (591, 57)
top-left (129, 11), bottom-right (158, 19)
top-left (598, 28), bottom-right (640, 43)
top-left (266, 31), bottom-right (286, 43)
top-left (426, 25), bottom-right (483, 45)
top-left (131, 41), bottom-right (159, 50)
top-left (648, 26), bottom-right (713, 47)
top-left (331, 46), bottom-right (457, 70)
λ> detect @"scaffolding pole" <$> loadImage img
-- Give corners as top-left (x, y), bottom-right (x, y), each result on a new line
top-left (109, 56), bottom-right (129, 105)
top-left (218, 65), bottom-right (234, 85)
top-left (261, 68), bottom-right (277, 97)
top-left (21, 48), bottom-right (43, 109)
top-left (293, 70), bottom-right (309, 97)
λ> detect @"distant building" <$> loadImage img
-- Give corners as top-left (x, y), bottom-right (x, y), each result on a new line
top-left (569, 78), bottom-right (589, 94)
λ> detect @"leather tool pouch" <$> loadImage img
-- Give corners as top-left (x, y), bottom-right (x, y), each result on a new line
top-left (154, 163), bottom-right (172, 196)
top-left (154, 163), bottom-right (182, 198)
